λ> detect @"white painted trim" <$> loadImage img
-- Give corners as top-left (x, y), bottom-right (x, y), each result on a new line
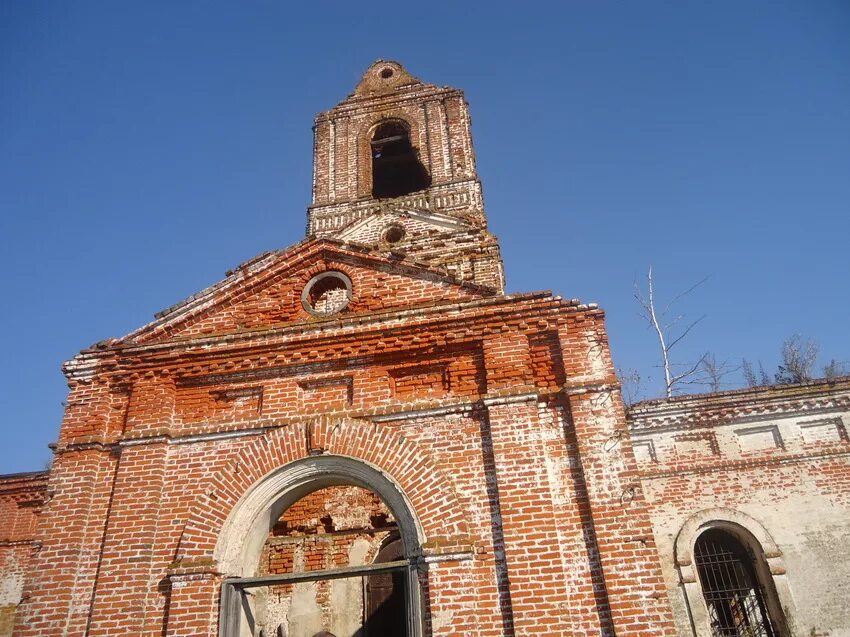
top-left (215, 455), bottom-right (426, 636)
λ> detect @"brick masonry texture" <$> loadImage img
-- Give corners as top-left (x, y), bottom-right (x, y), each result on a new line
top-left (0, 473), bottom-right (46, 637)
top-left (308, 60), bottom-right (504, 291)
top-left (2, 60), bottom-right (847, 637)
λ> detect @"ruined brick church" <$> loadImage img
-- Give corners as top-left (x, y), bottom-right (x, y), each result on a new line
top-left (2, 61), bottom-right (849, 637)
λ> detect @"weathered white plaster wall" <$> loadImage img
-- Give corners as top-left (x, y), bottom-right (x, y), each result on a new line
top-left (630, 383), bottom-right (850, 637)
top-left (0, 549), bottom-right (25, 637)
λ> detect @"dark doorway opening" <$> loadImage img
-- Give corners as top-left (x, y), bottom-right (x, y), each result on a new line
top-left (371, 121), bottom-right (431, 198)
top-left (365, 537), bottom-right (407, 636)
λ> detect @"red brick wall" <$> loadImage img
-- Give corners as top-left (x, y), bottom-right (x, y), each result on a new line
top-left (131, 243), bottom-right (493, 344)
top-left (0, 473), bottom-right (47, 637)
top-left (9, 287), bottom-right (679, 637)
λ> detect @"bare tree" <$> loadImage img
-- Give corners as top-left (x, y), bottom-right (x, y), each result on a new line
top-left (617, 367), bottom-right (647, 406)
top-left (775, 334), bottom-right (819, 384)
top-left (635, 266), bottom-right (709, 397)
top-left (742, 358), bottom-right (773, 387)
top-left (759, 361), bottom-right (771, 385)
top-left (697, 353), bottom-right (738, 392)
top-left (742, 359), bottom-right (758, 387)
top-left (744, 335), bottom-right (836, 387)
top-left (823, 359), bottom-right (849, 380)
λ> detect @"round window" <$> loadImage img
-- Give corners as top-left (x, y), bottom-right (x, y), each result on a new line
top-left (382, 224), bottom-right (406, 244)
top-left (301, 272), bottom-right (353, 316)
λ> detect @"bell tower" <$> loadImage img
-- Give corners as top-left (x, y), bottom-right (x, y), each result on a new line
top-left (307, 60), bottom-right (504, 291)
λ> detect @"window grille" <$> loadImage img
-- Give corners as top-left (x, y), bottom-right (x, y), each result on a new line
top-left (694, 529), bottom-right (777, 637)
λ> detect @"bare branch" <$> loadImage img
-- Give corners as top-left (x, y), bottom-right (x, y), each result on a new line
top-left (823, 359), bottom-right (850, 380)
top-left (758, 362), bottom-right (771, 385)
top-left (644, 267), bottom-right (674, 396)
top-left (663, 312), bottom-right (686, 331)
top-left (776, 334), bottom-right (819, 384)
top-left (634, 266), bottom-right (710, 398)
top-left (617, 368), bottom-right (647, 406)
top-left (661, 275), bottom-right (711, 316)
top-left (671, 352), bottom-right (709, 385)
top-left (694, 353), bottom-right (740, 391)
top-left (666, 314), bottom-right (707, 351)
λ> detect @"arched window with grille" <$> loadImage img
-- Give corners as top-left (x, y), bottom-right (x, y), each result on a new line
top-left (694, 529), bottom-right (782, 637)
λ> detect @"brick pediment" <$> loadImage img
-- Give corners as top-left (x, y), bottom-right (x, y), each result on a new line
top-left (335, 208), bottom-right (472, 246)
top-left (125, 239), bottom-right (496, 344)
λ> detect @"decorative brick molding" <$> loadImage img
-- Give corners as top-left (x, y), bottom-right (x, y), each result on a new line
top-left (629, 379), bottom-right (850, 635)
top-left (174, 418), bottom-right (471, 574)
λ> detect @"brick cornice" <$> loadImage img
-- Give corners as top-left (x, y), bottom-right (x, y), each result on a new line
top-left (49, 380), bottom-right (604, 451)
top-left (317, 86), bottom-right (464, 121)
top-left (628, 376), bottom-right (850, 432)
top-left (637, 445), bottom-right (850, 479)
top-left (63, 292), bottom-right (600, 382)
top-left (0, 471), bottom-right (49, 496)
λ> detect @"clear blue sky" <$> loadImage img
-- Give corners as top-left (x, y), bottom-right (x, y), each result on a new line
top-left (2, 1), bottom-right (848, 473)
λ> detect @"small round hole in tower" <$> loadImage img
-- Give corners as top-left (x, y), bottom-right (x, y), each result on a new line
top-left (380, 67), bottom-right (394, 79)
top-left (382, 225), bottom-right (406, 244)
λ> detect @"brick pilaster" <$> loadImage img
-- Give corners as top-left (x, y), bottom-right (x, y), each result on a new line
top-left (85, 441), bottom-right (169, 636)
top-left (14, 448), bottom-right (119, 636)
top-left (566, 390), bottom-right (678, 636)
top-left (484, 396), bottom-right (575, 636)
top-left (164, 572), bottom-right (221, 637)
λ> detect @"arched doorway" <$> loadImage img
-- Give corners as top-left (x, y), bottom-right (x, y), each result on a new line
top-left (217, 456), bottom-right (422, 637)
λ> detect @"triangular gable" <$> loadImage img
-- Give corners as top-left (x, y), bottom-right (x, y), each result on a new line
top-left (125, 239), bottom-right (495, 344)
top-left (349, 59), bottom-right (431, 99)
top-left (335, 208), bottom-right (473, 246)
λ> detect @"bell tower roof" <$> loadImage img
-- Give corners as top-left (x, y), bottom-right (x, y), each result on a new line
top-left (306, 61), bottom-right (504, 292)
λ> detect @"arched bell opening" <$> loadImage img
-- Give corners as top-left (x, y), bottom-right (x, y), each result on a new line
top-left (217, 456), bottom-right (423, 637)
top-left (370, 120), bottom-right (431, 199)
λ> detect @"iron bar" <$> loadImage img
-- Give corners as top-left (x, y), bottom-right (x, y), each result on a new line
top-left (226, 559), bottom-right (411, 589)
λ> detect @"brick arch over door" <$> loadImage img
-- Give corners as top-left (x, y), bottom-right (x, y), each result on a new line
top-left (174, 417), bottom-right (469, 573)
